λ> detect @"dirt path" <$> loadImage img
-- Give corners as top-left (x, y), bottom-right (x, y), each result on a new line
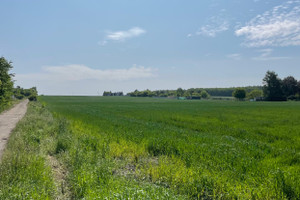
top-left (0, 99), bottom-right (29, 159)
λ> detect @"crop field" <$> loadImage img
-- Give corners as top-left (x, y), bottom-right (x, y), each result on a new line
top-left (33, 96), bottom-right (299, 199)
top-left (2, 96), bottom-right (299, 199)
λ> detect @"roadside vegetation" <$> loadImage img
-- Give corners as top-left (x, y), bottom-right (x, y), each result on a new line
top-left (0, 102), bottom-right (57, 199)
top-left (0, 56), bottom-right (37, 113)
top-left (0, 57), bottom-right (14, 112)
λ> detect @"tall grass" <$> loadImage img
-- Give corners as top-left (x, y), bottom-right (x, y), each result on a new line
top-left (0, 102), bottom-right (56, 199)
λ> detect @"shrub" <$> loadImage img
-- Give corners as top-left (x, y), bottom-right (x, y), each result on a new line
top-left (28, 95), bottom-right (37, 101)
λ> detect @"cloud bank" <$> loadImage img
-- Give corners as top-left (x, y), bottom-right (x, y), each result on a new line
top-left (235, 0), bottom-right (300, 47)
top-left (17, 64), bottom-right (156, 82)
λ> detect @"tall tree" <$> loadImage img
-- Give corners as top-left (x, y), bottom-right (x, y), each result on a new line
top-left (282, 76), bottom-right (298, 98)
top-left (176, 88), bottom-right (184, 97)
top-left (263, 71), bottom-right (285, 101)
top-left (0, 57), bottom-right (14, 105)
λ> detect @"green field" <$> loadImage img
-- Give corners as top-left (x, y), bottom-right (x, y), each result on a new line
top-left (2, 96), bottom-right (300, 199)
top-left (38, 96), bottom-right (300, 199)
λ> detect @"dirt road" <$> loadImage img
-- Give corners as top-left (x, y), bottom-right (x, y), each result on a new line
top-left (0, 99), bottom-right (29, 160)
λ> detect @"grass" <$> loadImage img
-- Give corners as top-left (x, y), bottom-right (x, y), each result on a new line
top-left (39, 96), bottom-right (300, 199)
top-left (0, 102), bottom-right (57, 199)
top-left (1, 96), bottom-right (300, 199)
top-left (0, 99), bottom-right (21, 114)
top-left (0, 100), bottom-right (187, 199)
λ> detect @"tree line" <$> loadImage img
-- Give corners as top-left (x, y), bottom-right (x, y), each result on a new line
top-left (103, 91), bottom-right (124, 96)
top-left (232, 71), bottom-right (300, 101)
top-left (0, 57), bottom-right (37, 109)
top-left (127, 86), bottom-right (262, 99)
top-left (127, 71), bottom-right (300, 101)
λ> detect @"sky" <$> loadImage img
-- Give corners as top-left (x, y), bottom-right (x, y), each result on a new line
top-left (1, 0), bottom-right (300, 95)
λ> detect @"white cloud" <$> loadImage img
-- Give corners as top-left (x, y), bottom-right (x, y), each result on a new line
top-left (197, 21), bottom-right (229, 37)
top-left (252, 49), bottom-right (290, 60)
top-left (17, 64), bottom-right (156, 82)
top-left (227, 53), bottom-right (241, 60)
top-left (235, 0), bottom-right (300, 47)
top-left (100, 27), bottom-right (146, 45)
top-left (189, 12), bottom-right (229, 38)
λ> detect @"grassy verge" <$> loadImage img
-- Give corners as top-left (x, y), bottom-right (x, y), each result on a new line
top-left (0, 99), bottom-right (21, 114)
top-left (0, 102), bottom-right (59, 199)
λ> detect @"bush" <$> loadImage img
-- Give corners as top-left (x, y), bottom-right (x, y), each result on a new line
top-left (232, 88), bottom-right (246, 100)
top-left (28, 95), bottom-right (37, 101)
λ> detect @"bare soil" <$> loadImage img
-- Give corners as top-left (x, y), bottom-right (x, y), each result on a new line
top-left (0, 99), bottom-right (29, 160)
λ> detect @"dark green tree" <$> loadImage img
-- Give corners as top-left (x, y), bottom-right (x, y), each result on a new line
top-left (0, 57), bottom-right (14, 105)
top-left (27, 87), bottom-right (38, 101)
top-left (282, 76), bottom-right (298, 99)
top-left (263, 71), bottom-right (285, 101)
top-left (176, 88), bottom-right (184, 97)
top-left (232, 88), bottom-right (246, 100)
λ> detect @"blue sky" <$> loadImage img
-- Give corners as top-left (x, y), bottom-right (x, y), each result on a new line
top-left (1, 0), bottom-right (300, 95)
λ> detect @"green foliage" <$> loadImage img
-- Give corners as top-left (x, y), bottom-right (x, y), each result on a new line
top-left (0, 57), bottom-right (14, 106)
top-left (176, 88), bottom-right (184, 97)
top-left (14, 86), bottom-right (38, 101)
top-left (39, 96), bottom-right (300, 199)
top-left (282, 76), bottom-right (298, 99)
top-left (128, 87), bottom-right (263, 98)
top-left (247, 89), bottom-right (263, 100)
top-left (263, 71), bottom-right (285, 101)
top-left (0, 102), bottom-right (57, 199)
top-left (200, 90), bottom-right (209, 99)
top-left (232, 88), bottom-right (246, 100)
top-left (28, 94), bottom-right (37, 101)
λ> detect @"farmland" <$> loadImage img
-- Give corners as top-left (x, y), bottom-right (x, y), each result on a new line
top-left (1, 96), bottom-right (300, 199)
top-left (39, 96), bottom-right (300, 199)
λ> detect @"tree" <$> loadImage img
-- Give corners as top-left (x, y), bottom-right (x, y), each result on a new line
top-left (0, 57), bottom-right (14, 105)
top-left (176, 88), bottom-right (184, 97)
top-left (232, 88), bottom-right (246, 100)
top-left (27, 87), bottom-right (38, 101)
top-left (282, 76), bottom-right (298, 98)
top-left (263, 71), bottom-right (285, 101)
top-left (200, 90), bottom-right (209, 99)
top-left (247, 89), bottom-right (263, 100)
